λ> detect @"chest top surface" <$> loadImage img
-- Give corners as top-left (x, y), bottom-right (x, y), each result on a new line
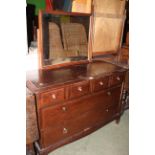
top-left (26, 61), bottom-right (126, 92)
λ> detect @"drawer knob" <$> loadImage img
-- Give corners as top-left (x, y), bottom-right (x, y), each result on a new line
top-left (116, 76), bottom-right (121, 81)
top-left (107, 91), bottom-right (111, 96)
top-left (99, 81), bottom-right (104, 86)
top-left (52, 94), bottom-right (56, 99)
top-left (62, 106), bottom-right (66, 111)
top-left (84, 127), bottom-right (90, 132)
top-left (63, 128), bottom-right (68, 134)
top-left (106, 109), bottom-right (109, 112)
top-left (39, 83), bottom-right (44, 86)
top-left (77, 86), bottom-right (82, 92)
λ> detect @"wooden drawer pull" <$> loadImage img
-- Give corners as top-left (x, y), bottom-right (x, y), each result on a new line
top-left (107, 91), bottom-right (111, 96)
top-left (63, 128), bottom-right (68, 134)
top-left (77, 86), bottom-right (82, 92)
top-left (84, 127), bottom-right (90, 132)
top-left (62, 106), bottom-right (67, 111)
top-left (52, 94), bottom-right (56, 99)
top-left (116, 76), bottom-right (121, 81)
top-left (39, 83), bottom-right (44, 86)
top-left (99, 81), bottom-right (104, 86)
top-left (106, 109), bottom-right (109, 112)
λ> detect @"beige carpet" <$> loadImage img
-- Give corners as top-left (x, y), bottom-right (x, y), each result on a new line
top-left (49, 110), bottom-right (129, 155)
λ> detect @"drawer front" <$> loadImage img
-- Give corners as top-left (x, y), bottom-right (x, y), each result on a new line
top-left (103, 105), bottom-right (118, 121)
top-left (110, 73), bottom-right (124, 86)
top-left (40, 88), bottom-right (65, 107)
top-left (41, 105), bottom-right (117, 148)
top-left (69, 81), bottom-right (90, 99)
top-left (40, 87), bottom-right (121, 129)
top-left (92, 76), bottom-right (109, 92)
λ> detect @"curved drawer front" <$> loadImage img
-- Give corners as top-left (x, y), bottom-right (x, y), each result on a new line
top-left (41, 105), bottom-right (117, 148)
top-left (40, 88), bottom-right (65, 107)
top-left (40, 86), bottom-right (121, 129)
top-left (69, 81), bottom-right (90, 99)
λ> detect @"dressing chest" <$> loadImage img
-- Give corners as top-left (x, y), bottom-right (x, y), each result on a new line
top-left (26, 2), bottom-right (128, 154)
top-left (27, 61), bottom-right (126, 155)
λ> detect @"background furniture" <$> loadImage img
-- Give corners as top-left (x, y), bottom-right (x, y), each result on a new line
top-left (26, 88), bottom-right (39, 155)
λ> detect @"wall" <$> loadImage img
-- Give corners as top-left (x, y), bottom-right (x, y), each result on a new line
top-left (26, 0), bottom-right (45, 15)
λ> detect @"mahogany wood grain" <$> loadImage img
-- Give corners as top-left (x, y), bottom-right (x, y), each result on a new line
top-left (41, 60), bottom-right (90, 70)
top-left (92, 76), bottom-right (109, 92)
top-left (69, 80), bottom-right (90, 99)
top-left (40, 86), bottom-right (121, 130)
top-left (27, 61), bottom-right (125, 91)
top-left (109, 72), bottom-right (125, 86)
top-left (41, 104), bottom-right (117, 148)
top-left (26, 61), bottom-right (127, 154)
top-left (40, 88), bottom-right (65, 107)
top-left (35, 112), bottom-right (120, 155)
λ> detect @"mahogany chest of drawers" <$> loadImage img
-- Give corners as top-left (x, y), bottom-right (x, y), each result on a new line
top-left (26, 61), bottom-right (126, 155)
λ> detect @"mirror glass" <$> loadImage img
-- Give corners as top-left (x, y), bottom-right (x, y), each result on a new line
top-left (41, 12), bottom-right (90, 66)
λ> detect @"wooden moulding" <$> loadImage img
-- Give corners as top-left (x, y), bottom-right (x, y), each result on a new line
top-left (88, 15), bottom-right (93, 61)
top-left (37, 10), bottom-right (92, 70)
top-left (42, 9), bottom-right (91, 17)
top-left (93, 50), bottom-right (118, 56)
top-left (38, 10), bottom-right (44, 69)
top-left (40, 60), bottom-right (89, 70)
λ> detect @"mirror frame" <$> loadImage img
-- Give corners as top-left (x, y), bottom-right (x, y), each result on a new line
top-left (38, 10), bottom-right (93, 70)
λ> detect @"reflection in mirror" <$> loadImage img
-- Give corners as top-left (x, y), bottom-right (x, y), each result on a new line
top-left (41, 13), bottom-right (90, 66)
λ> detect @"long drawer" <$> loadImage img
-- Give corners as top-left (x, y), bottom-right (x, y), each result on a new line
top-left (40, 86), bottom-right (121, 129)
top-left (41, 105), bottom-right (117, 148)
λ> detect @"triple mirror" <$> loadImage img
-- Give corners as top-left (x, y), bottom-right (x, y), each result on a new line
top-left (39, 11), bottom-right (90, 68)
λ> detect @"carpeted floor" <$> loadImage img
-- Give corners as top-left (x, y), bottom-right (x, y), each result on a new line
top-left (49, 110), bottom-right (129, 155)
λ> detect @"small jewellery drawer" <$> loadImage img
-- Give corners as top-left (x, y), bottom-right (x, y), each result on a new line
top-left (110, 72), bottom-right (124, 86)
top-left (92, 76), bottom-right (109, 92)
top-left (40, 88), bottom-right (65, 106)
top-left (69, 81), bottom-right (90, 99)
